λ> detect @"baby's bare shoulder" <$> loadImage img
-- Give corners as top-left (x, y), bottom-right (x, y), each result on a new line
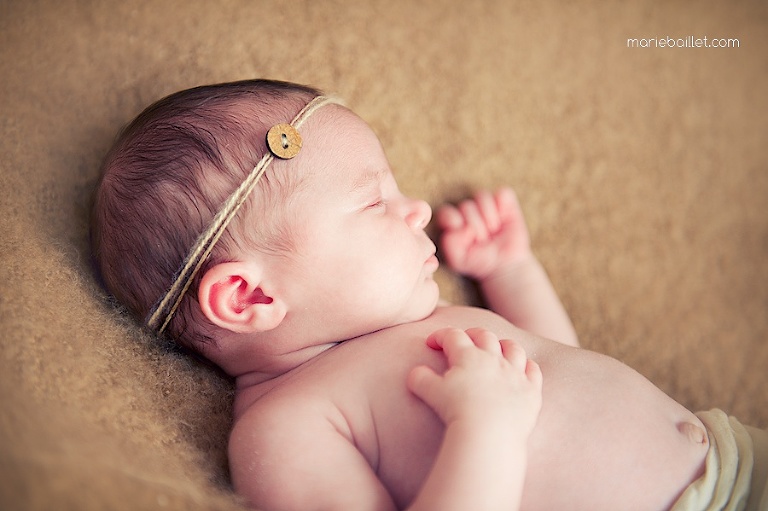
top-left (229, 384), bottom-right (396, 510)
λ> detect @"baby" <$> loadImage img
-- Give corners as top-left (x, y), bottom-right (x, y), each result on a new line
top-left (91, 79), bottom-right (766, 510)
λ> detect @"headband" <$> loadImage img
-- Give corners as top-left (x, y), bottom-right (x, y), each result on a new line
top-left (146, 95), bottom-right (339, 335)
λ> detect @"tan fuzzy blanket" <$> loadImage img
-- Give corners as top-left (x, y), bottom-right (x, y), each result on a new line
top-left (1, 1), bottom-right (766, 509)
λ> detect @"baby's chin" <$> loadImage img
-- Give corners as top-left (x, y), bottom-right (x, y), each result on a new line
top-left (368, 283), bottom-right (442, 333)
top-left (405, 288), bottom-right (442, 323)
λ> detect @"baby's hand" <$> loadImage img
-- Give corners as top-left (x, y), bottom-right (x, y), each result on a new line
top-left (437, 188), bottom-right (532, 280)
top-left (408, 328), bottom-right (543, 437)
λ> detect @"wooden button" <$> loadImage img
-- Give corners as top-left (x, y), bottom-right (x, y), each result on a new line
top-left (266, 123), bottom-right (302, 159)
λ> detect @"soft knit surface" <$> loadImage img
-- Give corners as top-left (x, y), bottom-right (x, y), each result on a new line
top-left (1, 1), bottom-right (766, 509)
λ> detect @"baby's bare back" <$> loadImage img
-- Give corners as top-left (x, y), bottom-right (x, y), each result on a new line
top-left (234, 306), bottom-right (708, 510)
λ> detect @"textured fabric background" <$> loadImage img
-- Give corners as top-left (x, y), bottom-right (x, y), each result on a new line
top-left (1, 1), bottom-right (766, 509)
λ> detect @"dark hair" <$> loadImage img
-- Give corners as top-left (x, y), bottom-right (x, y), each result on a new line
top-left (91, 79), bottom-right (322, 352)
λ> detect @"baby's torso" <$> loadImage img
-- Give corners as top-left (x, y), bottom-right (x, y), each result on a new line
top-left (234, 306), bottom-right (708, 510)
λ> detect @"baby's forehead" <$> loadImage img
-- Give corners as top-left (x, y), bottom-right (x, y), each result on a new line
top-left (302, 105), bottom-right (383, 154)
top-left (293, 107), bottom-right (393, 193)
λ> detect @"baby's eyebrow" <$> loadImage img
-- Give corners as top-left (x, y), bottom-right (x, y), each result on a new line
top-left (350, 168), bottom-right (387, 193)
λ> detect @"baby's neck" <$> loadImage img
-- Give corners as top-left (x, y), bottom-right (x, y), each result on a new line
top-left (230, 340), bottom-right (342, 419)
top-left (232, 340), bottom-right (340, 389)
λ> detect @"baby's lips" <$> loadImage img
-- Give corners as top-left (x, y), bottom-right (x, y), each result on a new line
top-left (424, 253), bottom-right (440, 271)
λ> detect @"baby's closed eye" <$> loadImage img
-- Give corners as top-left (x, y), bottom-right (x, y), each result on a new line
top-left (367, 199), bottom-right (386, 209)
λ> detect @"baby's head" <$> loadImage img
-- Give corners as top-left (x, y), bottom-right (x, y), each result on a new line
top-left (92, 79), bottom-right (439, 374)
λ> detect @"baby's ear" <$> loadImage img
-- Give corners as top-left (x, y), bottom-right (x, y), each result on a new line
top-left (198, 261), bottom-right (287, 334)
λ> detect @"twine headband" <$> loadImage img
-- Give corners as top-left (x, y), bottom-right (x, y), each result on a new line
top-left (146, 95), bottom-right (340, 335)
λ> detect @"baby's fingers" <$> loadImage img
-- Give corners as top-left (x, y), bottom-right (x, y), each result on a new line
top-left (407, 365), bottom-right (443, 407)
top-left (425, 328), bottom-right (473, 362)
top-left (525, 359), bottom-right (543, 390)
top-left (499, 340), bottom-right (543, 388)
top-left (464, 327), bottom-right (502, 354)
top-left (500, 339), bottom-right (528, 372)
top-left (495, 187), bottom-right (524, 223)
top-left (475, 190), bottom-right (502, 234)
top-left (458, 199), bottom-right (489, 242)
top-left (436, 204), bottom-right (465, 231)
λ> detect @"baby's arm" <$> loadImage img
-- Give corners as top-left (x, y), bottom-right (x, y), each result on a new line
top-left (438, 188), bottom-right (579, 347)
top-left (230, 328), bottom-right (540, 511)
top-left (406, 328), bottom-right (542, 511)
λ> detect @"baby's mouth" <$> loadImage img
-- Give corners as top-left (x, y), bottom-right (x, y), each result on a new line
top-left (424, 253), bottom-right (439, 271)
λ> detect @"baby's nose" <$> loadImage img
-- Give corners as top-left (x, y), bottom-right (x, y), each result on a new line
top-left (406, 198), bottom-right (432, 230)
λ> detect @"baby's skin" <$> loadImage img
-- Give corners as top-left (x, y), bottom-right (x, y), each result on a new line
top-left (231, 306), bottom-right (707, 510)
top-left (228, 192), bottom-right (708, 511)
top-left (218, 107), bottom-right (709, 510)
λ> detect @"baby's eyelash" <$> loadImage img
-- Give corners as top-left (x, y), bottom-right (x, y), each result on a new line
top-left (367, 199), bottom-right (386, 209)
